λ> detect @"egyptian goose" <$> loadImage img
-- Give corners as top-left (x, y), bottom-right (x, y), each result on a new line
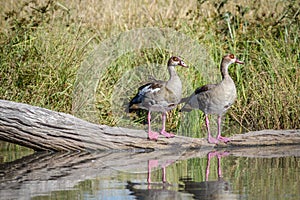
top-left (181, 54), bottom-right (244, 144)
top-left (128, 56), bottom-right (188, 140)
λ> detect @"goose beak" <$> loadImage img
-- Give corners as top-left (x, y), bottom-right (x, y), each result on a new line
top-left (235, 58), bottom-right (244, 65)
top-left (180, 61), bottom-right (189, 68)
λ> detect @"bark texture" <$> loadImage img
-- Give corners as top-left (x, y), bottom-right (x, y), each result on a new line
top-left (0, 100), bottom-right (299, 151)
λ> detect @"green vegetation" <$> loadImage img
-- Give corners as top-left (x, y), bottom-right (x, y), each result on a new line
top-left (0, 0), bottom-right (299, 141)
top-left (0, 142), bottom-right (33, 163)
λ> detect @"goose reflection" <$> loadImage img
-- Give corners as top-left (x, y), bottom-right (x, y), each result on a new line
top-left (147, 159), bottom-right (173, 188)
top-left (126, 159), bottom-right (184, 199)
top-left (181, 151), bottom-right (238, 200)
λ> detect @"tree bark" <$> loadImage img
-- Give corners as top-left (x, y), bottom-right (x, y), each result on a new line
top-left (0, 100), bottom-right (299, 151)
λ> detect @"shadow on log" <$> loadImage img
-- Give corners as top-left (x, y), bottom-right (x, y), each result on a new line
top-left (0, 100), bottom-right (299, 151)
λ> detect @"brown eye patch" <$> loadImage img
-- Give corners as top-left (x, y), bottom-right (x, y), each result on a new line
top-left (229, 54), bottom-right (235, 59)
top-left (173, 57), bottom-right (179, 61)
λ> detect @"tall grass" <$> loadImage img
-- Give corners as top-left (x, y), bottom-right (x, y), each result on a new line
top-left (0, 0), bottom-right (87, 111)
top-left (0, 0), bottom-right (299, 140)
top-left (233, 34), bottom-right (300, 130)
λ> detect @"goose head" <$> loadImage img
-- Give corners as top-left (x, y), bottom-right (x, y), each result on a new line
top-left (223, 54), bottom-right (244, 65)
top-left (168, 56), bottom-right (188, 68)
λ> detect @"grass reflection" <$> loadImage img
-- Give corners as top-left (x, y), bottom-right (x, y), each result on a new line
top-left (0, 141), bottom-right (34, 163)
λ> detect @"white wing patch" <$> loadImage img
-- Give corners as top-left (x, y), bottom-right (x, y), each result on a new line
top-left (139, 84), bottom-right (161, 95)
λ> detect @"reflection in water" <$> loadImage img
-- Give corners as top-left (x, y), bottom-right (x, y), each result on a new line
top-left (126, 181), bottom-right (182, 200)
top-left (126, 159), bottom-right (184, 199)
top-left (180, 151), bottom-right (238, 200)
top-left (126, 151), bottom-right (238, 200)
top-left (147, 159), bottom-right (174, 186)
top-left (0, 146), bottom-right (299, 199)
top-left (0, 142), bottom-right (33, 163)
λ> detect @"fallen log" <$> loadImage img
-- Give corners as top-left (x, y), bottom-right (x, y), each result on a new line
top-left (0, 100), bottom-right (299, 151)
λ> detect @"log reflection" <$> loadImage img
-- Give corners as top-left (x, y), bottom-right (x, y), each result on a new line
top-left (0, 145), bottom-right (299, 199)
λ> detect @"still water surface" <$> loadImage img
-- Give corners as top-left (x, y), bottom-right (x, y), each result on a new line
top-left (0, 145), bottom-right (299, 200)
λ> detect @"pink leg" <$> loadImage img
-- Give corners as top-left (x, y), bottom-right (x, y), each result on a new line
top-left (162, 166), bottom-right (166, 183)
top-left (160, 112), bottom-right (175, 138)
top-left (217, 152), bottom-right (230, 178)
top-left (205, 114), bottom-right (218, 144)
top-left (217, 154), bottom-right (222, 178)
top-left (206, 151), bottom-right (217, 180)
top-left (147, 111), bottom-right (159, 140)
top-left (206, 151), bottom-right (229, 180)
top-left (147, 160), bottom-right (158, 189)
top-left (161, 160), bottom-right (174, 183)
top-left (216, 115), bottom-right (230, 143)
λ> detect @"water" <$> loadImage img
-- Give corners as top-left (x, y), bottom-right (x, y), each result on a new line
top-left (0, 145), bottom-right (299, 200)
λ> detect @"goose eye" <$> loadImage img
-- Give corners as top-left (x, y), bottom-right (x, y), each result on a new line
top-left (229, 54), bottom-right (235, 59)
top-left (173, 57), bottom-right (179, 61)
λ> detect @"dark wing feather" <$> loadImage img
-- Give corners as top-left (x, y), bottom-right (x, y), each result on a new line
top-left (127, 82), bottom-right (163, 112)
top-left (179, 83), bottom-right (217, 112)
top-left (194, 84), bottom-right (217, 94)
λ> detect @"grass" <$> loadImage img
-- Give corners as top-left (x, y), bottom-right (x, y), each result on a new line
top-left (0, 2), bottom-right (86, 111)
top-left (0, 0), bottom-right (299, 141)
